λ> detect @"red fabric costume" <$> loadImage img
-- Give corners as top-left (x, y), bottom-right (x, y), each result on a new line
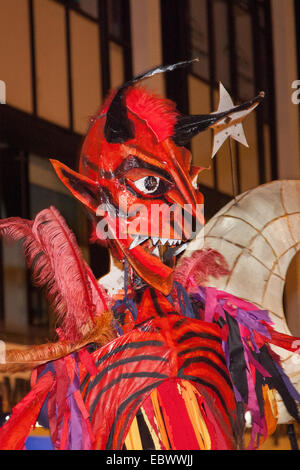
top-left (0, 62), bottom-right (299, 450)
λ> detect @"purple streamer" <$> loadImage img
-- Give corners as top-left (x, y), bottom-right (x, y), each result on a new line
top-left (235, 308), bottom-right (271, 339)
top-left (274, 362), bottom-right (300, 403)
top-left (68, 394), bottom-right (83, 450)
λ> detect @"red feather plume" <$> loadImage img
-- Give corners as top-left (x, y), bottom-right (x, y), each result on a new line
top-left (0, 206), bottom-right (109, 343)
top-left (98, 86), bottom-right (179, 142)
top-left (174, 249), bottom-right (230, 292)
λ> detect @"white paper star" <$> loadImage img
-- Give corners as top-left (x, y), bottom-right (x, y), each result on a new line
top-left (211, 82), bottom-right (261, 158)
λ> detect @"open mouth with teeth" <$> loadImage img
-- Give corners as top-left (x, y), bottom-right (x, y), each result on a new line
top-left (129, 234), bottom-right (188, 267)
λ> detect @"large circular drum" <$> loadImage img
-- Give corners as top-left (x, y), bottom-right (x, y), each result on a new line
top-left (185, 180), bottom-right (300, 424)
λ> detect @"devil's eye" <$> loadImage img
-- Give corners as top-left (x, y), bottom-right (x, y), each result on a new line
top-left (125, 171), bottom-right (173, 197)
top-left (133, 176), bottom-right (160, 194)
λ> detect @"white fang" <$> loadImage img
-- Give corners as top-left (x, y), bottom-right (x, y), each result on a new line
top-left (129, 235), bottom-right (148, 250)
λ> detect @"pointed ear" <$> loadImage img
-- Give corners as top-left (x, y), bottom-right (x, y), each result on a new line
top-left (50, 159), bottom-right (99, 212)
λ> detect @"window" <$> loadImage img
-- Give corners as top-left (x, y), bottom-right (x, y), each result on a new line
top-left (187, 0), bottom-right (210, 81)
top-left (234, 5), bottom-right (255, 100)
top-left (107, 0), bottom-right (132, 88)
top-left (57, 0), bottom-right (99, 19)
top-left (213, 0), bottom-right (231, 91)
top-left (0, 0), bottom-right (132, 132)
top-left (161, 0), bottom-right (277, 203)
top-left (234, 0), bottom-right (251, 10)
top-left (108, 0), bottom-right (124, 42)
top-left (74, 0), bottom-right (98, 19)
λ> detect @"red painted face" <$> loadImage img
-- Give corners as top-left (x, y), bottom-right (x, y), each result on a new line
top-left (51, 87), bottom-right (204, 295)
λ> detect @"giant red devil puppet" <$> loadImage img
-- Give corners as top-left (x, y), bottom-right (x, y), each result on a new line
top-left (0, 61), bottom-right (300, 450)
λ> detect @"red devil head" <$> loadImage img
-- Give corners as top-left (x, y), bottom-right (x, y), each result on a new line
top-left (51, 61), bottom-right (263, 295)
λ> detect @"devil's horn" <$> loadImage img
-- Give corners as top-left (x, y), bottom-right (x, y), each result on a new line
top-left (172, 92), bottom-right (265, 147)
top-left (104, 59), bottom-right (200, 143)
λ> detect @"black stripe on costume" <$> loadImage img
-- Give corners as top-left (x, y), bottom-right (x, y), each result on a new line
top-left (149, 289), bottom-right (167, 317)
top-left (254, 345), bottom-right (300, 424)
top-left (177, 346), bottom-right (227, 366)
top-left (115, 396), bottom-right (145, 450)
top-left (176, 331), bottom-right (222, 344)
top-left (96, 340), bottom-right (164, 364)
top-left (134, 317), bottom-right (155, 329)
top-left (81, 340), bottom-right (164, 393)
top-left (255, 369), bottom-right (264, 418)
top-left (88, 372), bottom-right (169, 417)
top-left (173, 318), bottom-right (188, 329)
top-left (106, 381), bottom-right (165, 449)
top-left (80, 373), bottom-right (91, 393)
top-left (84, 355), bottom-right (168, 399)
top-left (178, 356), bottom-right (232, 388)
top-left (181, 374), bottom-right (231, 419)
top-left (136, 408), bottom-right (156, 450)
top-left (225, 312), bottom-right (249, 403)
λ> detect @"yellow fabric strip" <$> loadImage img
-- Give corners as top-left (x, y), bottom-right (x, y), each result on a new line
top-left (124, 416), bottom-right (143, 450)
top-left (263, 385), bottom-right (278, 437)
top-left (124, 381), bottom-right (213, 450)
top-left (140, 406), bottom-right (162, 450)
top-left (179, 380), bottom-right (211, 450)
top-left (150, 388), bottom-right (171, 450)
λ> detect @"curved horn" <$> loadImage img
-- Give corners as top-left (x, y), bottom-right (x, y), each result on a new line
top-left (172, 92), bottom-right (265, 147)
top-left (104, 87), bottom-right (134, 143)
top-left (104, 59), bottom-right (200, 143)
